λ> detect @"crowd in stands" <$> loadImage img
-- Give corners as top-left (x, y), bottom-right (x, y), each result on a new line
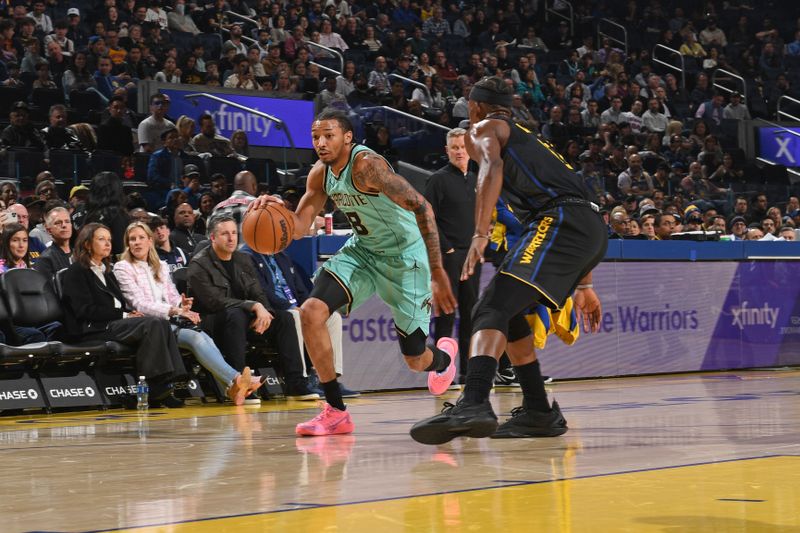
top-left (0, 0), bottom-right (798, 241)
top-left (0, 167), bottom-right (362, 406)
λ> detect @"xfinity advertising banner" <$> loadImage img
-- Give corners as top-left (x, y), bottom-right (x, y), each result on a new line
top-left (340, 262), bottom-right (800, 390)
top-left (158, 87), bottom-right (315, 149)
top-left (758, 126), bottom-right (800, 167)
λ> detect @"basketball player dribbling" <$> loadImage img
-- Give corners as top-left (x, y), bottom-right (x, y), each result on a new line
top-left (248, 109), bottom-right (458, 436)
top-left (410, 76), bottom-right (608, 444)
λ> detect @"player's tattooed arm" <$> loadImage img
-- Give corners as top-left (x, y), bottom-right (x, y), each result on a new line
top-left (354, 153), bottom-right (444, 269)
top-left (355, 153), bottom-right (456, 314)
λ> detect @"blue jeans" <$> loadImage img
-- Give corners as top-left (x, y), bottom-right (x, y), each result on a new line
top-left (172, 326), bottom-right (239, 389)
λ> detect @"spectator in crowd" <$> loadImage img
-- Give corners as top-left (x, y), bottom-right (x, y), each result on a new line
top-left (0, 223), bottom-right (30, 272)
top-left (68, 185), bottom-right (89, 214)
top-left (785, 197), bottom-right (800, 217)
top-left (7, 203), bottom-right (45, 262)
top-left (654, 212), bottom-right (678, 240)
top-left (179, 164), bottom-right (201, 208)
top-left (137, 93), bottom-right (174, 153)
top-left (96, 95), bottom-right (135, 156)
top-left (779, 227), bottom-right (796, 241)
top-left (146, 128), bottom-right (186, 209)
top-left (40, 104), bottom-right (82, 151)
top-left (149, 216), bottom-right (189, 271)
top-left (601, 96), bottom-right (625, 124)
top-left (187, 214), bottom-right (317, 402)
top-left (94, 55), bottom-right (136, 99)
top-left (154, 55), bottom-right (181, 83)
top-left (28, 197), bottom-right (53, 246)
top-left (33, 206), bottom-right (72, 280)
top-left (191, 113), bottom-right (235, 157)
top-left (223, 54), bottom-right (257, 90)
top-left (642, 97), bottom-right (668, 133)
top-left (745, 225), bottom-right (764, 240)
top-left (1, 102), bottom-right (46, 150)
top-left (608, 207), bottom-right (630, 239)
top-left (723, 92), bottom-right (750, 120)
top-left (212, 170), bottom-right (258, 240)
top-left (114, 221), bottom-right (261, 405)
top-left (618, 153), bottom-right (654, 196)
top-left (30, 0), bottom-right (52, 34)
top-left (60, 222), bottom-right (187, 407)
top-left (83, 172), bottom-right (130, 256)
top-left (167, 0), bottom-right (200, 35)
top-left (695, 92), bottom-right (726, 127)
top-left (171, 202), bottom-right (205, 257)
top-left (368, 55), bottom-right (390, 95)
top-left (640, 214), bottom-right (657, 239)
top-left (761, 217), bottom-right (778, 237)
top-left (730, 196), bottom-right (749, 224)
top-left (44, 19), bottom-right (74, 58)
top-left (231, 130), bottom-right (249, 158)
top-left (751, 193), bottom-right (769, 224)
top-left (32, 62), bottom-right (56, 89)
top-left (319, 18), bottom-right (348, 51)
top-left (728, 216), bottom-right (748, 240)
top-left (1, 61), bottom-right (25, 88)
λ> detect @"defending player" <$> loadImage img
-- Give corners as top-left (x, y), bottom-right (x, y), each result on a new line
top-left (249, 109), bottom-right (458, 436)
top-left (410, 76), bottom-right (608, 444)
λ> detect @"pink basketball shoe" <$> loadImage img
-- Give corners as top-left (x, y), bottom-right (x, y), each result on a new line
top-left (428, 337), bottom-right (458, 396)
top-left (296, 403), bottom-right (355, 436)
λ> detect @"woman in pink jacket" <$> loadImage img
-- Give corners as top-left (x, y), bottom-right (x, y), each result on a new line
top-left (113, 221), bottom-right (261, 405)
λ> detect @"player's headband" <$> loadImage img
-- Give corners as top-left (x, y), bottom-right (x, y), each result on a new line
top-left (469, 86), bottom-right (513, 107)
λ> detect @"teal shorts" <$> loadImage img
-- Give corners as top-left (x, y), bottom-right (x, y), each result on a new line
top-left (317, 239), bottom-right (432, 336)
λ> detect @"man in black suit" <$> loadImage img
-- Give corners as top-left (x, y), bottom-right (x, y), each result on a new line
top-left (187, 215), bottom-right (317, 401)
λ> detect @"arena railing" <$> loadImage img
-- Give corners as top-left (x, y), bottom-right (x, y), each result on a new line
top-left (358, 106), bottom-right (451, 133)
top-left (652, 44), bottom-right (685, 88)
top-left (387, 73), bottom-right (431, 103)
top-left (224, 10), bottom-right (258, 27)
top-left (545, 0), bottom-right (574, 37)
top-left (303, 41), bottom-right (344, 76)
top-left (711, 68), bottom-right (747, 102)
top-left (598, 17), bottom-right (628, 57)
top-left (777, 95), bottom-right (800, 123)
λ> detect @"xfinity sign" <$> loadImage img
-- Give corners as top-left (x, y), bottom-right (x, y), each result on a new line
top-left (159, 88), bottom-right (315, 149)
top-left (759, 127), bottom-right (800, 167)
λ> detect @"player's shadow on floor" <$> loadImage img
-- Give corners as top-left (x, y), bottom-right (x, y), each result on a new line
top-left (636, 515), bottom-right (799, 532)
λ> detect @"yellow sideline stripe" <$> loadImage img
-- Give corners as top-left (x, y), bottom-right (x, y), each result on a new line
top-left (111, 456), bottom-right (800, 532)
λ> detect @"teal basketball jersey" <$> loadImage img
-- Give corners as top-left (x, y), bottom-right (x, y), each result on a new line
top-left (324, 144), bottom-right (422, 255)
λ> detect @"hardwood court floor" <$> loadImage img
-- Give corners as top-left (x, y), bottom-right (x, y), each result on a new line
top-left (1, 370), bottom-right (799, 532)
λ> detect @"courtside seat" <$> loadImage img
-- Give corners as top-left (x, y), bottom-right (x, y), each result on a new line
top-left (2, 269), bottom-right (106, 363)
top-left (0, 296), bottom-right (55, 366)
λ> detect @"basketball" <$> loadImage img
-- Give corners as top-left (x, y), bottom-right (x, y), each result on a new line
top-left (241, 202), bottom-right (296, 254)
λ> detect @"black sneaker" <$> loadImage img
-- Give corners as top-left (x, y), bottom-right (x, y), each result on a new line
top-left (285, 382), bottom-right (321, 401)
top-left (491, 400), bottom-right (568, 439)
top-left (410, 399), bottom-right (498, 445)
top-left (494, 367), bottom-right (521, 387)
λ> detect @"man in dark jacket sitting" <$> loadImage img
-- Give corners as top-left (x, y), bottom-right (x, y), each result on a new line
top-left (241, 245), bottom-right (359, 398)
top-left (187, 214), bottom-right (317, 400)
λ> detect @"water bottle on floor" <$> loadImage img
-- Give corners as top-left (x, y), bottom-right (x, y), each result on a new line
top-left (136, 376), bottom-right (149, 411)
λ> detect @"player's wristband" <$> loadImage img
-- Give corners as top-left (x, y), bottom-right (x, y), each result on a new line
top-left (472, 234), bottom-right (489, 240)
top-left (576, 284), bottom-right (593, 290)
